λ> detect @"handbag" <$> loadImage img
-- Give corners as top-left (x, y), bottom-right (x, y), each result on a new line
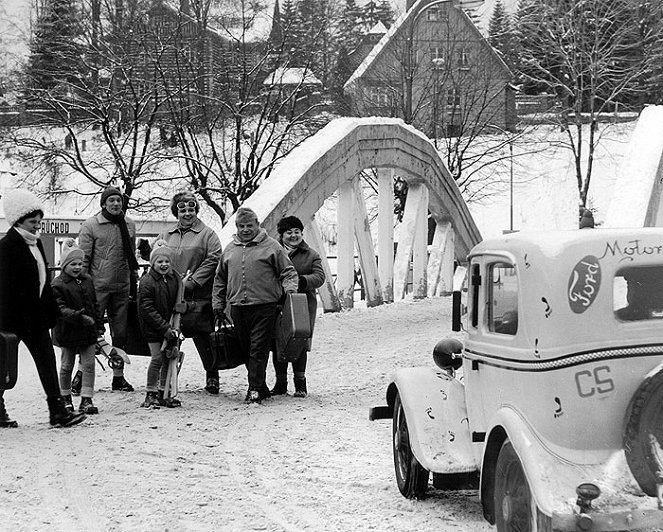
top-left (0, 330), bottom-right (18, 391)
top-left (209, 319), bottom-right (248, 370)
top-left (124, 298), bottom-right (151, 356)
top-left (180, 298), bottom-right (214, 338)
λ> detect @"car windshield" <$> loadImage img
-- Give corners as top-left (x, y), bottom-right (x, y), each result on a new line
top-left (614, 265), bottom-right (663, 321)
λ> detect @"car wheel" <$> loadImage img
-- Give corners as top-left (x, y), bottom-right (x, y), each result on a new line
top-left (623, 368), bottom-right (663, 497)
top-left (494, 440), bottom-right (551, 532)
top-left (393, 392), bottom-right (429, 499)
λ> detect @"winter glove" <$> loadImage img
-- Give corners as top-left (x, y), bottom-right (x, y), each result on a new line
top-left (214, 308), bottom-right (226, 326)
top-left (80, 314), bottom-right (96, 327)
top-left (298, 277), bottom-right (307, 292)
top-left (130, 270), bottom-right (139, 298)
top-left (164, 328), bottom-right (177, 341)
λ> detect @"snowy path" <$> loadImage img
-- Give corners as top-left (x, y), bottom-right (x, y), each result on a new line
top-left (1, 297), bottom-right (494, 532)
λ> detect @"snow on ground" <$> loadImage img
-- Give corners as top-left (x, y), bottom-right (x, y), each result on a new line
top-left (1, 298), bottom-right (495, 532)
top-left (2, 115), bottom-right (659, 531)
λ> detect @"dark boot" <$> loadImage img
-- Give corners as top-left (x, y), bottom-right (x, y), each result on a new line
top-left (0, 396), bottom-right (18, 428)
top-left (47, 396), bottom-right (86, 427)
top-left (205, 375), bottom-right (219, 395)
top-left (270, 381), bottom-right (287, 395)
top-left (63, 394), bottom-right (74, 413)
top-left (141, 392), bottom-right (160, 409)
top-left (293, 378), bottom-right (307, 398)
top-left (79, 397), bottom-right (99, 415)
top-left (71, 370), bottom-right (82, 396)
top-left (112, 376), bottom-right (134, 392)
top-left (157, 389), bottom-right (181, 408)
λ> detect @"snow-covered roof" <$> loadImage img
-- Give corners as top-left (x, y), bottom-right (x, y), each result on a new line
top-left (263, 67), bottom-right (322, 86)
top-left (368, 21), bottom-right (388, 35)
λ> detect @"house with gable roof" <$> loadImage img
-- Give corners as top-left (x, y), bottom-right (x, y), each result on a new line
top-left (344, 0), bottom-right (515, 138)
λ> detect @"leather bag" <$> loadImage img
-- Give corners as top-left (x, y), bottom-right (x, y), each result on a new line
top-left (180, 299), bottom-right (214, 338)
top-left (210, 321), bottom-right (247, 370)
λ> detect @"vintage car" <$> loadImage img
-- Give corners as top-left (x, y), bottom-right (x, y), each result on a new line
top-left (370, 228), bottom-right (663, 532)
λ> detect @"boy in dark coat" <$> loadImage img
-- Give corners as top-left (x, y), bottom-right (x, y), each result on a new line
top-left (52, 239), bottom-right (104, 414)
top-left (138, 240), bottom-right (180, 408)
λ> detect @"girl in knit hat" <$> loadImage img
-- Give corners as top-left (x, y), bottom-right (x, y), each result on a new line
top-left (137, 240), bottom-right (181, 408)
top-left (52, 238), bottom-right (105, 415)
top-left (0, 188), bottom-right (86, 427)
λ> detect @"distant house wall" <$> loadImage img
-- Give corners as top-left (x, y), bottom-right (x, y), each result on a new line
top-left (345, 0), bottom-right (514, 136)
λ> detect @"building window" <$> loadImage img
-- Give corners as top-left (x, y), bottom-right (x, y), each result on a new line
top-left (426, 8), bottom-right (439, 21)
top-left (459, 48), bottom-right (470, 69)
top-left (446, 88), bottom-right (460, 107)
top-left (368, 86), bottom-right (394, 107)
top-left (432, 47), bottom-right (445, 67)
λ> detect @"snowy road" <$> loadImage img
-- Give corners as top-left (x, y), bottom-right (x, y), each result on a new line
top-left (1, 297), bottom-right (494, 532)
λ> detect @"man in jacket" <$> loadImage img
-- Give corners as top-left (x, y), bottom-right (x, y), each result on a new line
top-left (212, 207), bottom-right (298, 403)
top-left (78, 186), bottom-right (138, 391)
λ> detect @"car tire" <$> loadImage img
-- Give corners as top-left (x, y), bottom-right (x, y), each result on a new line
top-left (494, 440), bottom-right (552, 532)
top-left (623, 368), bottom-right (663, 497)
top-left (393, 392), bottom-right (429, 499)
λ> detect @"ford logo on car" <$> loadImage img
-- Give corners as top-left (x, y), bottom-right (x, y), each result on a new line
top-left (568, 256), bottom-right (601, 313)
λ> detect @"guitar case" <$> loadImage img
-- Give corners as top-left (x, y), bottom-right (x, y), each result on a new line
top-left (0, 331), bottom-right (19, 390)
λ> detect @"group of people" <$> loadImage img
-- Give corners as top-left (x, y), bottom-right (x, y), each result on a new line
top-left (0, 186), bottom-right (325, 428)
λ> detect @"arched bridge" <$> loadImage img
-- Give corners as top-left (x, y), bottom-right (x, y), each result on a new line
top-left (218, 117), bottom-right (482, 312)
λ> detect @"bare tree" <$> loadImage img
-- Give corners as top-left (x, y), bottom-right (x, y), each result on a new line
top-left (517, 0), bottom-right (647, 207)
top-left (158, 0), bottom-right (329, 223)
top-left (12, 0), bottom-right (177, 212)
top-left (11, 0), bottom-right (330, 221)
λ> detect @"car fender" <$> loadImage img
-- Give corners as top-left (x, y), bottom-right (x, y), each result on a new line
top-left (391, 367), bottom-right (479, 474)
top-left (484, 407), bottom-right (595, 518)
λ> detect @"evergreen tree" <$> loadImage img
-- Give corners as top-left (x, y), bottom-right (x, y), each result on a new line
top-left (330, 44), bottom-right (354, 114)
top-left (375, 0), bottom-right (395, 28)
top-left (24, 0), bottom-right (86, 96)
top-left (361, 1), bottom-right (379, 31)
top-left (338, 0), bottom-right (363, 51)
top-left (488, 0), bottom-right (516, 72)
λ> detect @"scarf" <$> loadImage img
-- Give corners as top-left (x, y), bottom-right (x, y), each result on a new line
top-left (101, 209), bottom-right (140, 271)
top-left (15, 227), bottom-right (47, 296)
top-left (282, 241), bottom-right (298, 255)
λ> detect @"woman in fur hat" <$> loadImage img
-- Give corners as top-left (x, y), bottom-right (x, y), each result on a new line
top-left (0, 188), bottom-right (86, 427)
top-left (52, 238), bottom-right (105, 415)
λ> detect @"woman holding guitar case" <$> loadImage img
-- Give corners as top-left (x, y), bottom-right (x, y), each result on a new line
top-left (0, 188), bottom-right (86, 428)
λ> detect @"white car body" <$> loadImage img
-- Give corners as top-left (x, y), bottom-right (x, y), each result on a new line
top-left (375, 228), bottom-right (663, 531)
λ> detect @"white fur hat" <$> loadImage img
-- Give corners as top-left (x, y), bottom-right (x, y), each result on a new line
top-left (2, 188), bottom-right (44, 227)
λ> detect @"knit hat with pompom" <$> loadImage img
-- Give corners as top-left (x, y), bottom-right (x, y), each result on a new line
top-left (60, 238), bottom-right (85, 270)
top-left (149, 239), bottom-right (172, 267)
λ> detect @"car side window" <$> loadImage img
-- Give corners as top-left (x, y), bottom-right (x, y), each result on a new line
top-left (614, 265), bottom-right (663, 321)
top-left (487, 262), bottom-right (518, 335)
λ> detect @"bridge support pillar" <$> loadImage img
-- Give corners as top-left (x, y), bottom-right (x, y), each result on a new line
top-left (378, 169), bottom-right (395, 303)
